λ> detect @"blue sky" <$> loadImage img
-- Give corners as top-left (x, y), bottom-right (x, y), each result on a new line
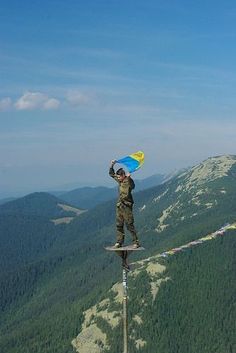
top-left (1, 0), bottom-right (236, 197)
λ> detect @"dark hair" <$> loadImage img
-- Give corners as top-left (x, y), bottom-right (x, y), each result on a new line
top-left (116, 168), bottom-right (125, 176)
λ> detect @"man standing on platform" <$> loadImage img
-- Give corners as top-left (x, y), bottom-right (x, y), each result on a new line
top-left (109, 159), bottom-right (140, 248)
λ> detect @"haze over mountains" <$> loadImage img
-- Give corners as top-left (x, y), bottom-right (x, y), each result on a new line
top-left (56, 173), bottom-right (165, 209)
top-left (0, 155), bottom-right (235, 353)
top-left (0, 173), bottom-right (165, 210)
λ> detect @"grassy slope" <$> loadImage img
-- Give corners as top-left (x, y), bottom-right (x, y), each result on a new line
top-left (73, 231), bottom-right (236, 353)
top-left (139, 231), bottom-right (236, 353)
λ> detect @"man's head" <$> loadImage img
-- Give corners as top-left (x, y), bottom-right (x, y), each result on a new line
top-left (116, 168), bottom-right (126, 181)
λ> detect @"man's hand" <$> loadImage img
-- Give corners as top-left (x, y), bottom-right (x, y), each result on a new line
top-left (126, 172), bottom-right (131, 177)
top-left (111, 159), bottom-right (116, 166)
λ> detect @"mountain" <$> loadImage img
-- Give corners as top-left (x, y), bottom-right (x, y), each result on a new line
top-left (0, 197), bottom-right (16, 205)
top-left (58, 174), bottom-right (165, 209)
top-left (134, 155), bottom-right (236, 242)
top-left (0, 192), bottom-right (84, 219)
top-left (0, 192), bottom-right (84, 272)
top-left (0, 155), bottom-right (236, 353)
top-left (58, 186), bottom-right (117, 209)
top-left (132, 173), bottom-right (165, 191)
top-left (71, 155), bottom-right (236, 353)
top-left (73, 226), bottom-right (236, 353)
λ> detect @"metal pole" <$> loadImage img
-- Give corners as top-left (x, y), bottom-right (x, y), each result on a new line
top-left (122, 266), bottom-right (128, 353)
top-left (105, 246), bottom-right (144, 353)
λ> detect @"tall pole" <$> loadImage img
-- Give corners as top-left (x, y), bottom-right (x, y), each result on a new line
top-left (122, 267), bottom-right (128, 353)
top-left (105, 246), bottom-right (144, 353)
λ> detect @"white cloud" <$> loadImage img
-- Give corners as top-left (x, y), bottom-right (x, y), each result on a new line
top-left (66, 90), bottom-right (92, 106)
top-left (0, 97), bottom-right (12, 111)
top-left (43, 98), bottom-right (60, 110)
top-left (15, 92), bottom-right (45, 110)
top-left (15, 92), bottom-right (60, 111)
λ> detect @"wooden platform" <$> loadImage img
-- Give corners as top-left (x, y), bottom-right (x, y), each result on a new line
top-left (105, 245), bottom-right (145, 251)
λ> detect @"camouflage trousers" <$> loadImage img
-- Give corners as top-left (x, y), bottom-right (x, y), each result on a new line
top-left (116, 204), bottom-right (139, 244)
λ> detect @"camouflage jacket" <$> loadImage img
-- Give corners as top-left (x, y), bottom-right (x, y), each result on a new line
top-left (109, 166), bottom-right (135, 207)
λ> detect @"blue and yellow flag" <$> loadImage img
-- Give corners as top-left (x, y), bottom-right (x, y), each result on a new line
top-left (117, 151), bottom-right (145, 173)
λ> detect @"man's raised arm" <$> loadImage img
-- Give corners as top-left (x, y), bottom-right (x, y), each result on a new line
top-left (109, 160), bottom-right (119, 182)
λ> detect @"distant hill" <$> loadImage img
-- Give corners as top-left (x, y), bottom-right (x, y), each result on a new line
top-left (59, 174), bottom-right (165, 209)
top-left (0, 192), bottom-right (83, 219)
top-left (58, 186), bottom-right (117, 209)
top-left (0, 155), bottom-right (236, 353)
top-left (0, 197), bottom-right (16, 205)
top-left (134, 173), bottom-right (165, 191)
top-left (0, 192), bottom-right (84, 273)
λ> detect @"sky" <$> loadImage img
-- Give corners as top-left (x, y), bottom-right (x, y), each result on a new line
top-left (1, 0), bottom-right (236, 197)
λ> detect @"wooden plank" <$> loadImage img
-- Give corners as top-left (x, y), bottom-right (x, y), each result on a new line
top-left (105, 245), bottom-right (145, 251)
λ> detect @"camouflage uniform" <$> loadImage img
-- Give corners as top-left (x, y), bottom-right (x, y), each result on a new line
top-left (109, 166), bottom-right (139, 245)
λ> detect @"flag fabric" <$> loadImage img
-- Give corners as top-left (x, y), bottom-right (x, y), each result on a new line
top-left (117, 151), bottom-right (145, 173)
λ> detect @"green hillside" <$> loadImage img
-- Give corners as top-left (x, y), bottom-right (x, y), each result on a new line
top-left (82, 230), bottom-right (235, 353)
top-left (0, 214), bottom-right (57, 271)
top-left (0, 192), bottom-right (82, 218)
top-left (0, 197), bottom-right (16, 205)
top-left (0, 155), bottom-right (236, 353)
top-left (144, 231), bottom-right (236, 353)
top-left (59, 186), bottom-right (117, 209)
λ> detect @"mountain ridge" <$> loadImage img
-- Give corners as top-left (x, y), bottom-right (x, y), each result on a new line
top-left (72, 222), bottom-right (236, 353)
top-left (57, 174), bottom-right (165, 209)
top-left (0, 191), bottom-right (84, 219)
top-left (0, 154), bottom-right (236, 353)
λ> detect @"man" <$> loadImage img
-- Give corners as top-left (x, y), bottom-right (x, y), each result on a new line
top-left (109, 159), bottom-right (140, 248)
